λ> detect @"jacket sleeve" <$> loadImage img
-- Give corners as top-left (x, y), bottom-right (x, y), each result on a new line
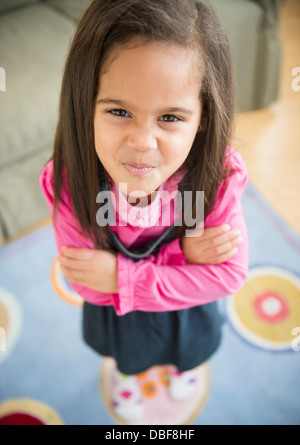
top-left (115, 150), bottom-right (249, 315)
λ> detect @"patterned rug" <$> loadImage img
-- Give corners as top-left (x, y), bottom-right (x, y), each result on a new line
top-left (0, 182), bottom-right (300, 425)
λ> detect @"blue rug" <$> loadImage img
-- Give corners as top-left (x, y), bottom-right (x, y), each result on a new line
top-left (0, 182), bottom-right (300, 425)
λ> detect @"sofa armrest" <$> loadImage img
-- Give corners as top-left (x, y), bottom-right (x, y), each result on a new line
top-left (254, 0), bottom-right (285, 17)
top-left (251, 0), bottom-right (285, 109)
top-left (211, 0), bottom-right (285, 111)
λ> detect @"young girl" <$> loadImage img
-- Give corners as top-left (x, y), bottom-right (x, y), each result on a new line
top-left (40, 0), bottom-right (248, 422)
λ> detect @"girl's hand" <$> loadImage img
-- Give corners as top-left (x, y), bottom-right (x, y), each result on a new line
top-left (58, 247), bottom-right (118, 294)
top-left (181, 225), bottom-right (243, 265)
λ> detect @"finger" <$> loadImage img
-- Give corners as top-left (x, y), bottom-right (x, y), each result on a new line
top-left (192, 229), bottom-right (242, 256)
top-left (209, 235), bottom-right (243, 257)
top-left (61, 246), bottom-right (95, 261)
top-left (194, 231), bottom-right (243, 262)
top-left (208, 229), bottom-right (243, 248)
top-left (205, 247), bottom-right (238, 264)
top-left (58, 255), bottom-right (90, 271)
top-left (60, 264), bottom-right (86, 284)
top-left (203, 234), bottom-right (243, 258)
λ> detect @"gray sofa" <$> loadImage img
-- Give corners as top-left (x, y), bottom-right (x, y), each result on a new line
top-left (0, 0), bottom-right (284, 244)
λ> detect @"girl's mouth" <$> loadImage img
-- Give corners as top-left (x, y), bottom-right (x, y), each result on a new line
top-left (123, 163), bottom-right (155, 177)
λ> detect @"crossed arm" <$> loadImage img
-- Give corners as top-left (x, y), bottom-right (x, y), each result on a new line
top-left (58, 224), bottom-right (243, 294)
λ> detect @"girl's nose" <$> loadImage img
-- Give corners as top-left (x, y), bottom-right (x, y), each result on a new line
top-left (127, 125), bottom-right (158, 152)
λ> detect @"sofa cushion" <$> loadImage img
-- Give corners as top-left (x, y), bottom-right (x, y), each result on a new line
top-left (0, 3), bottom-right (75, 169)
top-left (47, 0), bottom-right (91, 21)
top-left (0, 148), bottom-right (51, 243)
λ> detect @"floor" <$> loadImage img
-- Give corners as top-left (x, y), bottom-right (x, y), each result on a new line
top-left (1, 182), bottom-right (300, 425)
top-left (235, 0), bottom-right (300, 236)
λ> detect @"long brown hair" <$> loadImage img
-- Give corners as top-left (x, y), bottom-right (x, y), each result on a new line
top-left (52, 0), bottom-right (235, 248)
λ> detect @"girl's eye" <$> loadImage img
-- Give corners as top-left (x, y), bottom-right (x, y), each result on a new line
top-left (160, 114), bottom-right (181, 123)
top-left (109, 109), bottom-right (130, 117)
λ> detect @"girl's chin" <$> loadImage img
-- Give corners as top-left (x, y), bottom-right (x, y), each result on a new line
top-left (118, 177), bottom-right (160, 195)
top-left (120, 185), bottom-right (156, 198)
top-left (118, 182), bottom-right (160, 203)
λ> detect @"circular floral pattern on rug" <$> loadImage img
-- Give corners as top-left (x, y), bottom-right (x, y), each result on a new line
top-left (0, 287), bottom-right (22, 366)
top-left (225, 267), bottom-right (300, 351)
top-left (51, 257), bottom-right (83, 306)
top-left (0, 398), bottom-right (64, 425)
top-left (100, 358), bottom-right (210, 425)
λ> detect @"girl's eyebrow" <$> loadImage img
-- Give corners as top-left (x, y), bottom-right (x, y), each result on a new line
top-left (97, 98), bottom-right (125, 106)
top-left (97, 98), bottom-right (194, 116)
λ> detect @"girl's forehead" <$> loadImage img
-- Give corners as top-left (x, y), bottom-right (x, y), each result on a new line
top-left (99, 38), bottom-right (203, 94)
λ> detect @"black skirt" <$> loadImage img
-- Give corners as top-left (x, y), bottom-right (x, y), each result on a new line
top-left (83, 301), bottom-right (223, 375)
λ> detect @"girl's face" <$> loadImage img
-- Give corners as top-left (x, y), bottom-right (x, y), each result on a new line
top-left (94, 38), bottom-right (202, 201)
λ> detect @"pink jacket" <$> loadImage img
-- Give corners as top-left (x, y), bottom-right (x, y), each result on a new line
top-left (40, 149), bottom-right (248, 315)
